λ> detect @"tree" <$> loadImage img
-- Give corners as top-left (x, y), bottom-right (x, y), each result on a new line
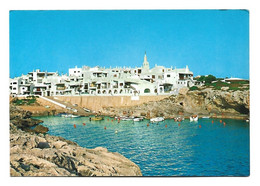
top-left (198, 75), bottom-right (205, 82)
top-left (205, 75), bottom-right (216, 84)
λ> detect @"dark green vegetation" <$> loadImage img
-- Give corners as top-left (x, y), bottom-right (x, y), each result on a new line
top-left (197, 75), bottom-right (217, 84)
top-left (207, 80), bottom-right (249, 91)
top-left (11, 96), bottom-right (39, 106)
top-left (192, 75), bottom-right (249, 91)
top-left (189, 86), bottom-right (199, 91)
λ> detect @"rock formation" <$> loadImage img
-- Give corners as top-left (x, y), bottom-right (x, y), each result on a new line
top-left (10, 104), bottom-right (142, 176)
top-left (103, 88), bottom-right (249, 119)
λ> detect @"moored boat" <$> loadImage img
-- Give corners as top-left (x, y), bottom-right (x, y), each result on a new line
top-left (190, 115), bottom-right (198, 122)
top-left (174, 117), bottom-right (183, 122)
top-left (91, 116), bottom-right (104, 121)
top-left (61, 114), bottom-right (80, 118)
top-left (133, 117), bottom-right (144, 122)
top-left (150, 117), bottom-right (164, 123)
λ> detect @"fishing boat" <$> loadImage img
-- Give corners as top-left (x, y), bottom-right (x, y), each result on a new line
top-left (150, 117), bottom-right (164, 123)
top-left (91, 116), bottom-right (104, 121)
top-left (190, 115), bottom-right (198, 122)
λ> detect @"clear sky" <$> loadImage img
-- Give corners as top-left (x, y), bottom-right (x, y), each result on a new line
top-left (10, 10), bottom-right (249, 79)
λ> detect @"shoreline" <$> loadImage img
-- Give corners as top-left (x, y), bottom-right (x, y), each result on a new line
top-left (31, 111), bottom-right (249, 121)
top-left (13, 87), bottom-right (250, 121)
top-left (10, 104), bottom-right (142, 176)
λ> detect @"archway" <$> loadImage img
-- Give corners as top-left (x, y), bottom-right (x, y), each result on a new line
top-left (144, 88), bottom-right (150, 93)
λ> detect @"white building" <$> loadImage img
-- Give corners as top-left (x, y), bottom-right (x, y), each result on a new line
top-left (9, 53), bottom-right (199, 96)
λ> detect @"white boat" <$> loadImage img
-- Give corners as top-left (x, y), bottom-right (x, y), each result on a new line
top-left (121, 117), bottom-right (134, 121)
top-left (61, 114), bottom-right (80, 118)
top-left (150, 117), bottom-right (164, 122)
top-left (202, 116), bottom-right (210, 118)
top-left (133, 117), bottom-right (143, 122)
top-left (83, 108), bottom-right (91, 112)
top-left (190, 115), bottom-right (198, 122)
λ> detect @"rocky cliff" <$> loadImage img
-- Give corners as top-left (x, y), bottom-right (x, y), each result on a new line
top-left (10, 105), bottom-right (142, 176)
top-left (103, 88), bottom-right (249, 119)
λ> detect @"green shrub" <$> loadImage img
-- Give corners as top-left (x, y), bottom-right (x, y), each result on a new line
top-left (27, 98), bottom-right (36, 105)
top-left (229, 87), bottom-right (240, 91)
top-left (189, 86), bottom-right (198, 91)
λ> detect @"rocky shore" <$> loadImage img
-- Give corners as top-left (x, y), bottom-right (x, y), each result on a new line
top-left (103, 88), bottom-right (250, 120)
top-left (10, 105), bottom-right (142, 176)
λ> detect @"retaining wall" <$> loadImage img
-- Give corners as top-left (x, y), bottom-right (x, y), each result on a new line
top-left (52, 95), bottom-right (169, 111)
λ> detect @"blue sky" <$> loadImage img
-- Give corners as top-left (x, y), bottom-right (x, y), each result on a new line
top-left (10, 10), bottom-right (249, 79)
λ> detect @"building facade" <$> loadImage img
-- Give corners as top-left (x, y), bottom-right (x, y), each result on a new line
top-left (10, 53), bottom-right (199, 96)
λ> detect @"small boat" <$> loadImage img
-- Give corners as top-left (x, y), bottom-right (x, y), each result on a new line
top-left (202, 116), bottom-right (210, 118)
top-left (91, 117), bottom-right (104, 121)
top-left (55, 113), bottom-right (67, 117)
top-left (174, 117), bottom-right (183, 122)
top-left (83, 108), bottom-right (91, 112)
top-left (150, 117), bottom-right (164, 123)
top-left (133, 117), bottom-right (143, 122)
top-left (121, 116), bottom-right (134, 121)
top-left (61, 114), bottom-right (80, 118)
top-left (190, 115), bottom-right (198, 122)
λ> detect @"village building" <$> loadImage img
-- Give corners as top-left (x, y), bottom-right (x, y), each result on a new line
top-left (9, 53), bottom-right (199, 97)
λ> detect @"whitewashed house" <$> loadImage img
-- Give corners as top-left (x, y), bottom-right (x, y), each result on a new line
top-left (9, 53), bottom-right (198, 96)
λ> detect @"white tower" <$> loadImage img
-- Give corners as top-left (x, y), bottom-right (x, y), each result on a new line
top-left (142, 51), bottom-right (150, 72)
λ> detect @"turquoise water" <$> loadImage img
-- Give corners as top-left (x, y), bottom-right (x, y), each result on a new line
top-left (34, 116), bottom-right (249, 176)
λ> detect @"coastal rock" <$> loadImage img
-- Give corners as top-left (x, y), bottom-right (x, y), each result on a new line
top-left (37, 142), bottom-right (50, 149)
top-left (103, 88), bottom-right (249, 119)
top-left (10, 105), bottom-right (43, 128)
top-left (33, 125), bottom-right (49, 134)
top-left (10, 106), bottom-right (142, 177)
top-left (178, 87), bottom-right (189, 95)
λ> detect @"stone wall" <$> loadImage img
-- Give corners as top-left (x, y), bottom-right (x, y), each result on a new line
top-left (53, 95), bottom-right (169, 111)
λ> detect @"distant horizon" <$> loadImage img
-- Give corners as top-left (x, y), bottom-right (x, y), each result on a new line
top-left (10, 10), bottom-right (249, 79)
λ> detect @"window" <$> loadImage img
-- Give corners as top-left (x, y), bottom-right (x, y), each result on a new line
top-left (13, 88), bottom-right (16, 90)
top-left (74, 71), bottom-right (76, 73)
top-left (167, 74), bottom-right (171, 78)
top-left (13, 82), bottom-right (17, 84)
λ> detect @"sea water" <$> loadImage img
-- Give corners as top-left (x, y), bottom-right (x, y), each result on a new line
top-left (33, 116), bottom-right (249, 176)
